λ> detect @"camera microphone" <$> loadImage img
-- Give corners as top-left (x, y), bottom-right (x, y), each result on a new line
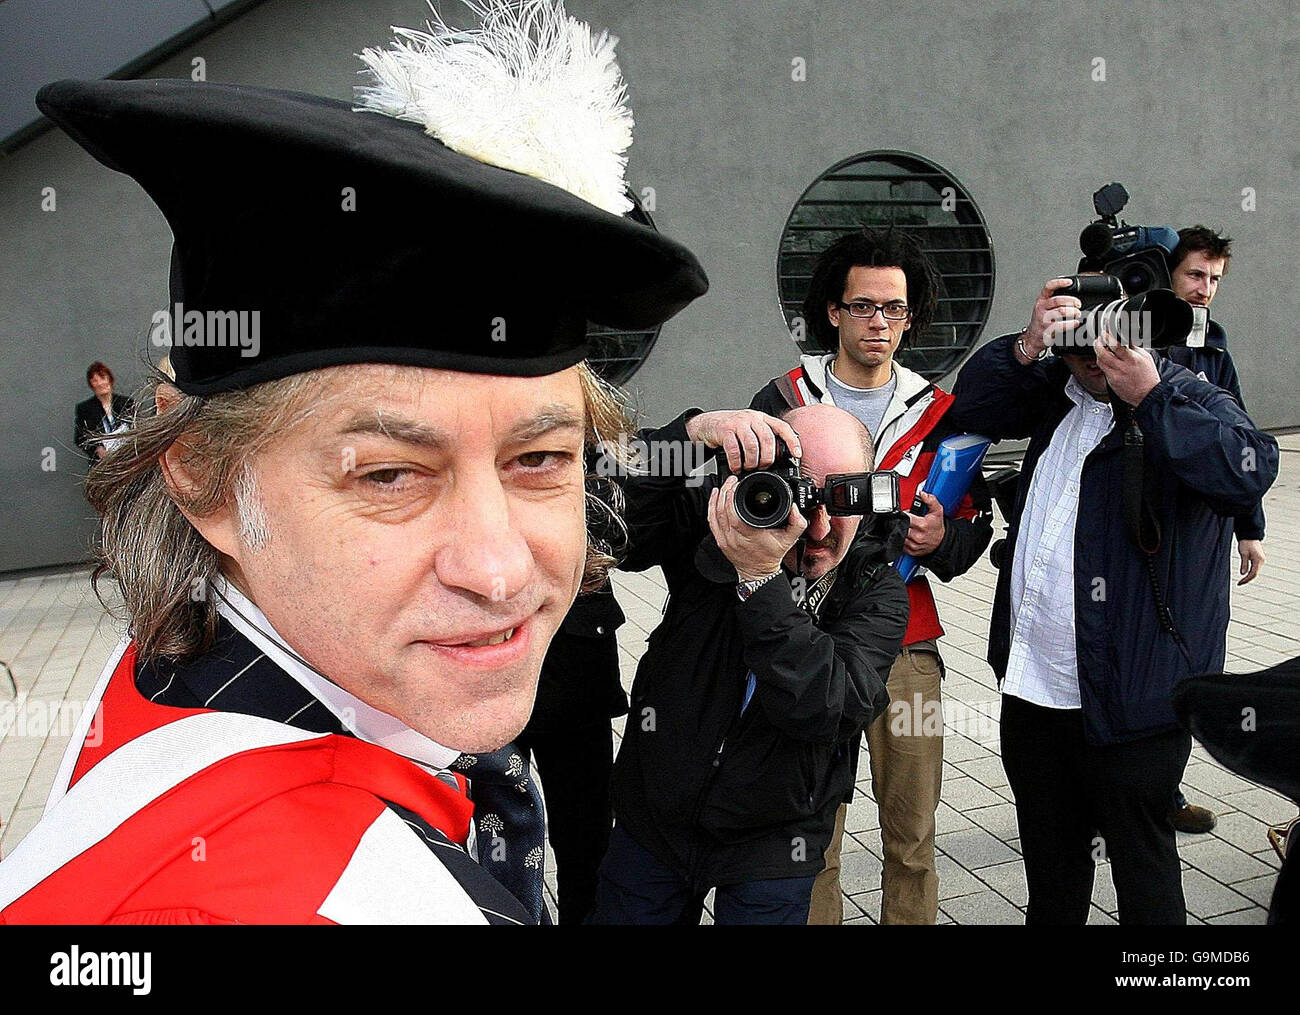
top-left (1079, 221), bottom-right (1114, 267)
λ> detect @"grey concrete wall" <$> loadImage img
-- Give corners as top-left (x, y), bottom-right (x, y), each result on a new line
top-left (2, 0), bottom-right (1296, 571)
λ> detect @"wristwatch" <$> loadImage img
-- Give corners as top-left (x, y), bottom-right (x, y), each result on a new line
top-left (736, 572), bottom-right (781, 602)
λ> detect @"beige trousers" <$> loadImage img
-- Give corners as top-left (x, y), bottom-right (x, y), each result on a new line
top-left (807, 647), bottom-right (944, 925)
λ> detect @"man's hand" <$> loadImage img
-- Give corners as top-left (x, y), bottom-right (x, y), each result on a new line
top-left (904, 490), bottom-right (946, 556)
top-left (94, 445), bottom-right (106, 459)
top-left (1237, 539), bottom-right (1266, 585)
top-left (708, 475), bottom-right (807, 581)
top-left (686, 409), bottom-right (803, 473)
top-left (1019, 278), bottom-right (1082, 362)
top-left (1094, 335), bottom-right (1160, 406)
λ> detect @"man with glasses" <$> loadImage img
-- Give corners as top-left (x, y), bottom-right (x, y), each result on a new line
top-left (752, 227), bottom-right (992, 924)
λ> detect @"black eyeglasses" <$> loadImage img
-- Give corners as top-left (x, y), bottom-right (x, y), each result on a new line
top-left (835, 299), bottom-right (911, 321)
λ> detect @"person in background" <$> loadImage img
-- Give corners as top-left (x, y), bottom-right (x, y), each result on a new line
top-left (949, 279), bottom-right (1278, 924)
top-left (516, 582), bottom-right (629, 924)
top-left (1162, 224), bottom-right (1264, 835)
top-left (591, 404), bottom-right (908, 925)
top-left (751, 227), bottom-right (992, 924)
top-left (75, 361), bottom-right (133, 461)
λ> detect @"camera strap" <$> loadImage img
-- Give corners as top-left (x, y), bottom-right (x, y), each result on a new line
top-left (799, 563), bottom-right (840, 618)
top-left (1119, 407), bottom-right (1194, 665)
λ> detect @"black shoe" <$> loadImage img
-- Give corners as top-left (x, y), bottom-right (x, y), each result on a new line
top-left (1170, 803), bottom-right (1217, 834)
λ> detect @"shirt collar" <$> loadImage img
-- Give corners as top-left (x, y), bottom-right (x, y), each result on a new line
top-left (1064, 373), bottom-right (1114, 417)
top-left (211, 576), bottom-right (461, 772)
top-left (827, 359), bottom-right (898, 394)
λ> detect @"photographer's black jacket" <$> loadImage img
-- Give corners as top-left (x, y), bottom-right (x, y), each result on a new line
top-left (949, 335), bottom-right (1279, 745)
top-left (610, 411), bottom-right (909, 887)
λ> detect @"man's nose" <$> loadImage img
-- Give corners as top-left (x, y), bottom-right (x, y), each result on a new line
top-left (806, 505), bottom-right (831, 541)
top-left (434, 468), bottom-right (534, 602)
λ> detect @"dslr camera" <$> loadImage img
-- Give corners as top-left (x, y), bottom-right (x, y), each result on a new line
top-left (733, 450), bottom-right (900, 529)
top-left (1050, 183), bottom-right (1207, 355)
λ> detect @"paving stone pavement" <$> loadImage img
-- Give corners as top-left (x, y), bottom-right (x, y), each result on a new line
top-left (2, 437), bottom-right (1297, 923)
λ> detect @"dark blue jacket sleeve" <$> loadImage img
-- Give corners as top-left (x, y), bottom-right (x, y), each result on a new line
top-left (1164, 347), bottom-right (1267, 540)
top-left (1214, 352), bottom-right (1267, 540)
top-left (948, 334), bottom-right (1069, 441)
top-left (1132, 368), bottom-right (1279, 518)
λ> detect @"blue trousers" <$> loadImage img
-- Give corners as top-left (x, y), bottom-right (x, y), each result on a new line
top-left (588, 825), bottom-right (816, 925)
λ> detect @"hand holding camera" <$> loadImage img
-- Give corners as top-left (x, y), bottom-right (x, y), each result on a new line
top-left (1094, 334), bottom-right (1160, 406)
top-left (685, 409), bottom-right (802, 472)
top-left (1020, 278), bottom-right (1084, 360)
top-left (708, 474), bottom-right (808, 581)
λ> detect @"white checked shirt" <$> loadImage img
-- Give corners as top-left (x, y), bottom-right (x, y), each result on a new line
top-left (1004, 375), bottom-right (1114, 709)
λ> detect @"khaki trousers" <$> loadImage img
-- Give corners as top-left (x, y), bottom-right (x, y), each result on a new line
top-left (807, 647), bottom-right (944, 925)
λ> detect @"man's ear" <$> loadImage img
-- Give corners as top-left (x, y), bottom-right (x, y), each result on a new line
top-left (155, 385), bottom-right (245, 561)
top-left (827, 301), bottom-right (840, 330)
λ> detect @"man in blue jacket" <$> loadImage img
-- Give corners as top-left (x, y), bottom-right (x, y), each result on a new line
top-left (1164, 226), bottom-right (1266, 584)
top-left (1163, 225), bottom-right (1264, 835)
top-left (949, 280), bottom-right (1278, 924)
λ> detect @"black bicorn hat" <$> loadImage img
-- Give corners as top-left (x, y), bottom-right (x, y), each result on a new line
top-left (35, 8), bottom-right (707, 394)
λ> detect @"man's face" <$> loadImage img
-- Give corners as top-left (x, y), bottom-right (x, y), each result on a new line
top-left (1061, 353), bottom-right (1110, 401)
top-left (1171, 251), bottom-right (1227, 308)
top-left (780, 411), bottom-right (868, 581)
top-left (213, 364), bottom-right (588, 754)
top-left (828, 265), bottom-right (910, 374)
top-left (89, 372), bottom-right (112, 397)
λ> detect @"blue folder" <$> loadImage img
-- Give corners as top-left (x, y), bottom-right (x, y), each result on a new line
top-left (894, 433), bottom-right (992, 583)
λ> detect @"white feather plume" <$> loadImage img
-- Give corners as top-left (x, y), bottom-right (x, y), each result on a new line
top-left (355, 0), bottom-right (634, 215)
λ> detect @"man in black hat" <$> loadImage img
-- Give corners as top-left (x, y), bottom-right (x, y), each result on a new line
top-left (0, 2), bottom-right (705, 925)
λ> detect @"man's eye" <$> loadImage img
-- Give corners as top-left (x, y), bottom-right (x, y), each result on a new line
top-left (361, 468), bottom-right (408, 486)
top-left (516, 450), bottom-right (572, 469)
top-left (849, 302), bottom-right (872, 314)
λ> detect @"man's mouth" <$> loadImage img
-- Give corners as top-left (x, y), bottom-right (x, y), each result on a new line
top-left (433, 622), bottom-right (523, 648)
top-left (419, 615), bottom-right (536, 669)
top-left (445, 627), bottom-right (516, 647)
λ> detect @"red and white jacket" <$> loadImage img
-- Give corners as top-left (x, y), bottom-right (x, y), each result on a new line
top-left (0, 639), bottom-right (523, 925)
top-left (751, 354), bottom-right (992, 647)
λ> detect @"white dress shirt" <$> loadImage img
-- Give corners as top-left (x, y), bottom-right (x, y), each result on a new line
top-left (212, 577), bottom-right (461, 774)
top-left (1003, 375), bottom-right (1114, 709)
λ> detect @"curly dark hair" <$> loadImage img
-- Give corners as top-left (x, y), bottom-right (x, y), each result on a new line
top-left (1170, 225), bottom-right (1233, 273)
top-left (802, 226), bottom-right (941, 352)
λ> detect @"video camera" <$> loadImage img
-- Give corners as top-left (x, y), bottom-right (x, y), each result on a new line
top-left (733, 451), bottom-right (900, 529)
top-left (1050, 183), bottom-right (1207, 356)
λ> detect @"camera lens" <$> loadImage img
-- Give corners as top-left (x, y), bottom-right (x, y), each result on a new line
top-left (734, 471), bottom-right (793, 528)
top-left (1121, 262), bottom-right (1154, 294)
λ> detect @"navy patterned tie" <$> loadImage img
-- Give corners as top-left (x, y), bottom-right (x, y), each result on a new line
top-left (452, 743), bottom-right (548, 923)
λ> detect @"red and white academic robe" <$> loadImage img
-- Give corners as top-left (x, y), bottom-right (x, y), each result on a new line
top-left (0, 641), bottom-right (527, 924)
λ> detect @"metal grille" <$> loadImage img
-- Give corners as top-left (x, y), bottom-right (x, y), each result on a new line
top-left (585, 192), bottom-right (661, 386)
top-left (777, 151), bottom-right (995, 381)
